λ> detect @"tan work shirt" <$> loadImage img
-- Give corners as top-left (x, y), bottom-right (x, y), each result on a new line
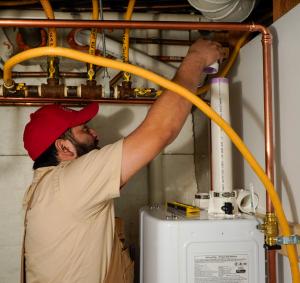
top-left (23, 140), bottom-right (123, 283)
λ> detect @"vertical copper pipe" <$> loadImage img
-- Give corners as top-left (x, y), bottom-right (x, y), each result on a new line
top-left (261, 33), bottom-right (275, 212)
top-left (262, 32), bottom-right (276, 283)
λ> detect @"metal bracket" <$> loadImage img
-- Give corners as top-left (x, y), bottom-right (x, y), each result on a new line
top-left (276, 234), bottom-right (300, 245)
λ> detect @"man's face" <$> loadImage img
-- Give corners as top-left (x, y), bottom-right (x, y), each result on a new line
top-left (69, 124), bottom-right (99, 157)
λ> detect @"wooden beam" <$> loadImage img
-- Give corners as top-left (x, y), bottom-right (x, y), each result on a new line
top-left (273, 0), bottom-right (300, 21)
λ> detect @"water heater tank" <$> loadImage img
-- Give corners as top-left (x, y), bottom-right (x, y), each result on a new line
top-left (140, 206), bottom-right (265, 283)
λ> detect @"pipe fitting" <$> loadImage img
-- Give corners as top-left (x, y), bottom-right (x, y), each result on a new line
top-left (258, 212), bottom-right (279, 246)
top-left (41, 78), bottom-right (64, 98)
top-left (276, 234), bottom-right (300, 246)
top-left (3, 79), bottom-right (15, 90)
top-left (80, 80), bottom-right (102, 99)
top-left (47, 56), bottom-right (59, 79)
top-left (133, 87), bottom-right (157, 98)
top-left (119, 80), bottom-right (133, 99)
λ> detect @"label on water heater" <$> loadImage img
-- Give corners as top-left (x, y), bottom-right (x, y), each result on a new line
top-left (194, 254), bottom-right (249, 282)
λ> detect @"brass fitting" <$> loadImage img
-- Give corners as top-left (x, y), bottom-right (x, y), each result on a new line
top-left (3, 79), bottom-right (15, 90)
top-left (41, 78), bottom-right (64, 98)
top-left (133, 87), bottom-right (158, 98)
top-left (123, 72), bottom-right (131, 82)
top-left (87, 66), bottom-right (95, 81)
top-left (80, 80), bottom-right (102, 99)
top-left (258, 212), bottom-right (279, 246)
top-left (119, 80), bottom-right (133, 99)
top-left (47, 56), bottom-right (59, 79)
top-left (3, 81), bottom-right (28, 97)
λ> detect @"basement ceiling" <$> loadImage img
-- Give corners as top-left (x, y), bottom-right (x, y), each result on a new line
top-left (0, 0), bottom-right (273, 25)
top-left (0, 0), bottom-right (275, 49)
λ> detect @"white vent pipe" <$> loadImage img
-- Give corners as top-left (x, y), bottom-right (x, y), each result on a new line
top-left (187, 0), bottom-right (256, 22)
top-left (208, 78), bottom-right (235, 215)
top-left (210, 77), bottom-right (232, 193)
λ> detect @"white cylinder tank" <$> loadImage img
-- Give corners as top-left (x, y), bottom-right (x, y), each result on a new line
top-left (140, 206), bottom-right (265, 283)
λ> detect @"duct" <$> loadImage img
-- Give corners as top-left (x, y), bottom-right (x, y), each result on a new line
top-left (187, 0), bottom-right (257, 22)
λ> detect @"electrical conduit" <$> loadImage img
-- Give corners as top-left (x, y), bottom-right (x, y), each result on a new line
top-left (2, 47), bottom-right (299, 283)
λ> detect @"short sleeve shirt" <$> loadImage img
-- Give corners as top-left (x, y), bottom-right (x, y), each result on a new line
top-left (23, 139), bottom-right (123, 283)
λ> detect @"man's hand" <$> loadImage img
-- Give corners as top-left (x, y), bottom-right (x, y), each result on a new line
top-left (185, 39), bottom-right (224, 69)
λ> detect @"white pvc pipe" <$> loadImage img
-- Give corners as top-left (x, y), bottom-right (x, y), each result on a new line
top-left (210, 77), bottom-right (232, 193)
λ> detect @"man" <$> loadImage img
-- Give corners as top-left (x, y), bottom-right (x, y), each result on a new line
top-left (22, 39), bottom-right (222, 283)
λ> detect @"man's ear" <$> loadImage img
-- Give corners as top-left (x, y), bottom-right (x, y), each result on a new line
top-left (55, 139), bottom-right (77, 161)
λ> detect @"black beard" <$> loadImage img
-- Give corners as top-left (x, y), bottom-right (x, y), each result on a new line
top-left (74, 139), bottom-right (100, 157)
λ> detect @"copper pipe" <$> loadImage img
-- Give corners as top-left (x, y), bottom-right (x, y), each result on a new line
top-left (130, 36), bottom-right (231, 46)
top-left (11, 71), bottom-right (87, 78)
top-left (152, 55), bottom-right (184, 62)
top-left (0, 19), bottom-right (267, 32)
top-left (130, 37), bottom-right (192, 46)
top-left (49, 4), bottom-right (191, 13)
top-left (267, 250), bottom-right (277, 283)
top-left (0, 97), bottom-right (154, 105)
top-left (262, 33), bottom-right (274, 212)
top-left (262, 31), bottom-right (276, 283)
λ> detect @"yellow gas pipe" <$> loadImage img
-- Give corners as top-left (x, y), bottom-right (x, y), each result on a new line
top-left (2, 46), bottom-right (300, 283)
top-left (40, 0), bottom-right (57, 79)
top-left (122, 0), bottom-right (136, 82)
top-left (88, 0), bottom-right (99, 81)
top-left (40, 0), bottom-right (56, 47)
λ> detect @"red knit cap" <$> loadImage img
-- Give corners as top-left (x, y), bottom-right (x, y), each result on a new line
top-left (23, 103), bottom-right (99, 160)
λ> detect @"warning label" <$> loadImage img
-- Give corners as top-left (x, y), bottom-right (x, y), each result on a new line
top-left (194, 254), bottom-right (249, 283)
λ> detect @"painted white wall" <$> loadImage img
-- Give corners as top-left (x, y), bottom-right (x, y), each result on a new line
top-left (230, 4), bottom-right (300, 282)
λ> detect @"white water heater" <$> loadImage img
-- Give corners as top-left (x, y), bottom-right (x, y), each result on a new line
top-left (140, 206), bottom-right (265, 283)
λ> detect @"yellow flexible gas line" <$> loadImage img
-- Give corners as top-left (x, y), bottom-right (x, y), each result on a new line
top-left (40, 0), bottom-right (56, 47)
top-left (91, 0), bottom-right (99, 21)
top-left (3, 47), bottom-right (300, 282)
top-left (40, 0), bottom-right (57, 79)
top-left (197, 32), bottom-right (250, 96)
top-left (88, 0), bottom-right (99, 80)
top-left (122, 0), bottom-right (136, 82)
